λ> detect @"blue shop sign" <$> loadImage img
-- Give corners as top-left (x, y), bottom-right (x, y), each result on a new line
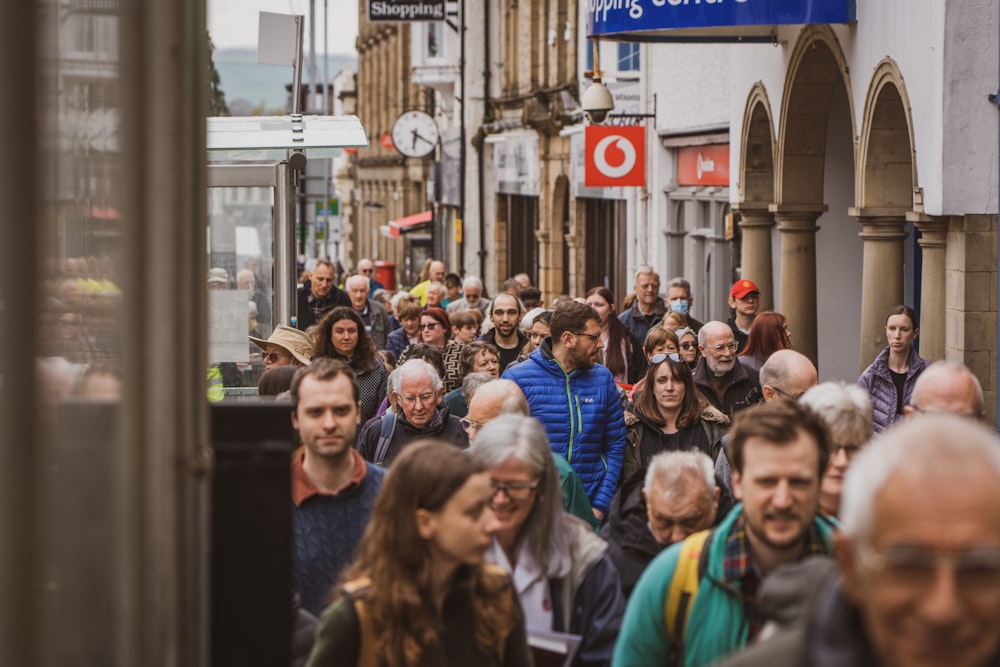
top-left (587, 0), bottom-right (856, 41)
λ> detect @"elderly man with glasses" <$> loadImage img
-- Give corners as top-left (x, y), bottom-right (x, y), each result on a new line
top-left (693, 321), bottom-right (763, 421)
top-left (355, 258), bottom-right (385, 297)
top-left (356, 359), bottom-right (467, 466)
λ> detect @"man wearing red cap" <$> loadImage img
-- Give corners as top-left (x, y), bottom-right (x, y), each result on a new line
top-left (727, 279), bottom-right (761, 354)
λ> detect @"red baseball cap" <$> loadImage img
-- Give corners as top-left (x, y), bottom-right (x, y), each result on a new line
top-left (730, 279), bottom-right (761, 299)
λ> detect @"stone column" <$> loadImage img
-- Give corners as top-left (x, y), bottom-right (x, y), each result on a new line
top-left (771, 205), bottom-right (825, 366)
top-left (851, 209), bottom-right (908, 370)
top-left (735, 205), bottom-right (776, 312)
top-left (910, 213), bottom-right (948, 361)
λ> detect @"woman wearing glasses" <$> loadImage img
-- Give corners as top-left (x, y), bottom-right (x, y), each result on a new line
top-left (675, 327), bottom-right (700, 369)
top-left (306, 439), bottom-right (533, 667)
top-left (627, 328), bottom-right (679, 401)
top-left (313, 307), bottom-right (389, 425)
top-left (621, 353), bottom-right (728, 484)
top-left (585, 286), bottom-right (646, 385)
top-left (738, 311), bottom-right (793, 371)
top-left (396, 307), bottom-right (465, 393)
top-left (470, 415), bottom-right (625, 667)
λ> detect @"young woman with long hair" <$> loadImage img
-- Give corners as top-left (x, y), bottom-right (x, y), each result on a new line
top-left (622, 354), bottom-right (728, 483)
top-left (857, 304), bottom-right (928, 434)
top-left (306, 439), bottom-right (531, 667)
top-left (313, 306), bottom-right (388, 425)
top-left (584, 286), bottom-right (645, 384)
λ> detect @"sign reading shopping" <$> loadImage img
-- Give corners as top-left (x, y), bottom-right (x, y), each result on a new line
top-left (586, 0), bottom-right (856, 39)
top-left (585, 125), bottom-right (645, 188)
top-left (369, 0), bottom-right (444, 22)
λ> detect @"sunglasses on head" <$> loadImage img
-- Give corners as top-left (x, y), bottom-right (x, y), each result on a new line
top-left (650, 352), bottom-right (683, 364)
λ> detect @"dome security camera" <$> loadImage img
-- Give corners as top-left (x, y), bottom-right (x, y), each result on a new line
top-left (581, 80), bottom-right (614, 124)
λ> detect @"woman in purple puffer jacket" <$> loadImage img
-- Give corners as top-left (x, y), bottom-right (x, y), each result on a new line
top-left (857, 305), bottom-right (928, 434)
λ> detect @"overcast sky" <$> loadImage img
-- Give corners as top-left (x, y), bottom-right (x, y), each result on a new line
top-left (208, 0), bottom-right (359, 53)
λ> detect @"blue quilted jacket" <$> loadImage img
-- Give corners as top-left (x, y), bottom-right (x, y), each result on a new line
top-left (503, 339), bottom-right (627, 513)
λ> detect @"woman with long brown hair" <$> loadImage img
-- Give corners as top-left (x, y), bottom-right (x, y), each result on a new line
top-left (306, 439), bottom-right (531, 667)
top-left (585, 286), bottom-right (645, 384)
top-left (622, 353), bottom-right (728, 483)
top-left (313, 306), bottom-right (388, 425)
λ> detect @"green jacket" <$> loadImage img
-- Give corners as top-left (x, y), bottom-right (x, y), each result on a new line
top-left (612, 505), bottom-right (836, 667)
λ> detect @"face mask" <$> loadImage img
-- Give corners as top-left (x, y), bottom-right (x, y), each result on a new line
top-left (669, 299), bottom-right (690, 316)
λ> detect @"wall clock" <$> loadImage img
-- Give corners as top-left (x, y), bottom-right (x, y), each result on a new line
top-left (390, 109), bottom-right (440, 158)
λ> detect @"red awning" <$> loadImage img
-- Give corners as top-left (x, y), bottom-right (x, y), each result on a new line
top-left (388, 210), bottom-right (433, 238)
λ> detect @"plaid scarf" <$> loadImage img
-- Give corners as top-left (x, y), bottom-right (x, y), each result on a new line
top-left (721, 513), bottom-right (828, 638)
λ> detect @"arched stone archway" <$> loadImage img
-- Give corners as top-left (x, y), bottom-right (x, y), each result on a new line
top-left (736, 84), bottom-right (777, 311)
top-left (771, 26), bottom-right (856, 368)
top-left (852, 60), bottom-right (928, 365)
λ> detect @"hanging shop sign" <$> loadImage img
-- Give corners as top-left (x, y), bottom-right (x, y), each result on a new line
top-left (586, 0), bottom-right (856, 41)
top-left (585, 125), bottom-right (646, 188)
top-left (677, 143), bottom-right (729, 186)
top-left (369, 0), bottom-right (445, 22)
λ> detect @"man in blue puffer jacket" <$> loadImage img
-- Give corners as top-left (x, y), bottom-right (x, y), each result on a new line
top-left (504, 300), bottom-right (627, 519)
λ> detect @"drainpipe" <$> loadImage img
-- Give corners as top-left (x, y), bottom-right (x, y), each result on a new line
top-left (478, 0), bottom-right (490, 279)
top-left (992, 67), bottom-right (1000, 428)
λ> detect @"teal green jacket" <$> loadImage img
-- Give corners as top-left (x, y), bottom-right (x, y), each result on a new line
top-left (612, 505), bottom-right (836, 667)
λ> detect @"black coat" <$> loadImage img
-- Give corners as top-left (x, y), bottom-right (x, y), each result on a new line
top-left (296, 280), bottom-right (350, 330)
top-left (599, 469), bottom-right (664, 597)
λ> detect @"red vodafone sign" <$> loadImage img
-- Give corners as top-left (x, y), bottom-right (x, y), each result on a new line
top-left (585, 125), bottom-right (645, 187)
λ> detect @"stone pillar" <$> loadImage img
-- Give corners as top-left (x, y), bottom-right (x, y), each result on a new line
top-left (771, 205), bottom-right (825, 366)
top-left (851, 209), bottom-right (908, 370)
top-left (735, 205), bottom-right (776, 312)
top-left (910, 213), bottom-right (948, 361)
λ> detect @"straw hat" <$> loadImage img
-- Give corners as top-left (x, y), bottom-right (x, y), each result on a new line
top-left (249, 325), bottom-right (313, 365)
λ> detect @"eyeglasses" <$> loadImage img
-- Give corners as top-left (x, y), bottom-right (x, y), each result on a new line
top-left (490, 479), bottom-right (540, 501)
top-left (574, 331), bottom-right (600, 341)
top-left (419, 322), bottom-right (441, 330)
top-left (464, 293), bottom-right (481, 300)
top-left (679, 342), bottom-right (697, 350)
top-left (359, 268), bottom-right (373, 274)
top-left (770, 385), bottom-right (804, 401)
top-left (857, 541), bottom-right (1000, 596)
top-left (833, 443), bottom-right (863, 460)
top-left (396, 392), bottom-right (437, 405)
top-left (650, 352), bottom-right (683, 364)
top-left (459, 416), bottom-right (484, 432)
top-left (263, 351), bottom-right (290, 363)
top-left (707, 341), bottom-right (739, 354)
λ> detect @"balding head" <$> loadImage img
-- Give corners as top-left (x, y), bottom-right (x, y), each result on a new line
top-left (429, 261), bottom-right (446, 282)
top-left (466, 379), bottom-right (529, 441)
top-left (759, 349), bottom-right (818, 402)
top-left (904, 360), bottom-right (985, 420)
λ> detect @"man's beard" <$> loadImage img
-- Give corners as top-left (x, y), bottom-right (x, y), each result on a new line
top-left (707, 356), bottom-right (735, 377)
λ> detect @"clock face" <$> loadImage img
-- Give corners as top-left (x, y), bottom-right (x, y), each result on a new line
top-left (391, 110), bottom-right (440, 158)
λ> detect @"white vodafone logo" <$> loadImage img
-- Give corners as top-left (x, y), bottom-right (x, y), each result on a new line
top-left (593, 135), bottom-right (637, 179)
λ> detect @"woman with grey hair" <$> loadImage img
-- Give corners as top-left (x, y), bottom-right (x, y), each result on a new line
top-left (469, 414), bottom-right (625, 667)
top-left (799, 381), bottom-right (873, 518)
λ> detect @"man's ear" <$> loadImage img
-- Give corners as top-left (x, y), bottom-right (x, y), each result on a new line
top-left (731, 469), bottom-right (743, 501)
top-left (415, 508), bottom-right (436, 540)
top-left (291, 410), bottom-right (300, 431)
top-left (761, 385), bottom-right (776, 402)
top-left (727, 296), bottom-right (736, 309)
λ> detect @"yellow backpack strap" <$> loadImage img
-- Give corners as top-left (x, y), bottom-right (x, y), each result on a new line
top-left (341, 578), bottom-right (378, 667)
top-left (664, 529), bottom-right (712, 653)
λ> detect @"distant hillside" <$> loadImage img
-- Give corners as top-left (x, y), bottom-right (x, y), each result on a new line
top-left (213, 47), bottom-right (357, 115)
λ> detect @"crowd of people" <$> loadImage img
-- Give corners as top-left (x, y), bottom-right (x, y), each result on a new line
top-left (263, 257), bottom-right (998, 667)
